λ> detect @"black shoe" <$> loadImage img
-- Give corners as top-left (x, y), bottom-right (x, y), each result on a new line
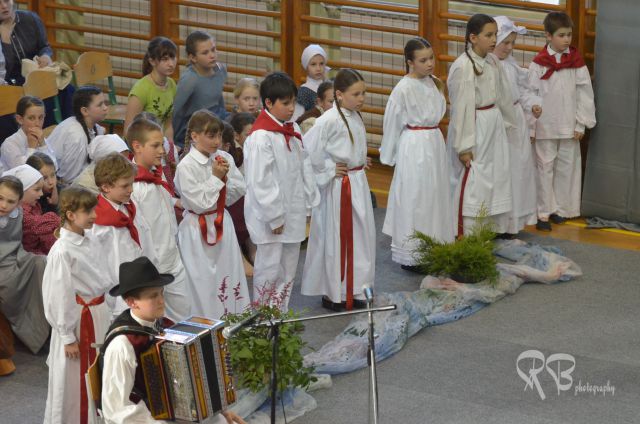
top-left (322, 296), bottom-right (345, 312)
top-left (495, 233), bottom-right (517, 240)
top-left (536, 220), bottom-right (552, 231)
top-left (401, 264), bottom-right (423, 274)
top-left (549, 214), bottom-right (566, 224)
top-left (352, 299), bottom-right (368, 309)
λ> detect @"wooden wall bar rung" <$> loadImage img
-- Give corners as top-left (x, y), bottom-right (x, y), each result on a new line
top-left (439, 11), bottom-right (545, 32)
top-left (326, 60), bottom-right (406, 77)
top-left (43, 1), bottom-right (151, 21)
top-left (466, 0), bottom-right (564, 12)
top-left (438, 33), bottom-right (541, 53)
top-left (299, 15), bottom-right (419, 36)
top-left (46, 23), bottom-right (151, 41)
top-left (50, 42), bottom-right (145, 61)
top-left (171, 39), bottom-right (281, 60)
top-left (312, 0), bottom-right (417, 15)
top-left (168, 0), bottom-right (280, 19)
top-left (300, 36), bottom-right (404, 56)
top-left (169, 18), bottom-right (280, 39)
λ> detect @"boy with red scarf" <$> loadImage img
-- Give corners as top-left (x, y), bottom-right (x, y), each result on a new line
top-left (528, 12), bottom-right (596, 231)
top-left (92, 152), bottom-right (156, 320)
top-left (128, 118), bottom-right (191, 321)
top-left (243, 72), bottom-right (320, 311)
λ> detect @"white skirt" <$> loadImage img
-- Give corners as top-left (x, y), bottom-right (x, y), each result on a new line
top-left (382, 127), bottom-right (455, 265)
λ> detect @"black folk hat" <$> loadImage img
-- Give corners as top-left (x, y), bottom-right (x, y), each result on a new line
top-left (109, 256), bottom-right (174, 297)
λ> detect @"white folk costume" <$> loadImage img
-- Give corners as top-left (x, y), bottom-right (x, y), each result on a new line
top-left (380, 75), bottom-right (454, 265)
top-left (0, 207), bottom-right (49, 354)
top-left (495, 16), bottom-right (541, 233)
top-left (0, 128), bottom-right (57, 170)
top-left (447, 50), bottom-right (517, 235)
top-left (92, 195), bottom-right (156, 320)
top-left (42, 228), bottom-right (111, 424)
top-left (131, 164), bottom-right (191, 322)
top-left (301, 105), bottom-right (375, 308)
top-left (244, 110), bottom-right (320, 310)
top-left (175, 148), bottom-right (250, 319)
top-left (46, 117), bottom-right (105, 183)
top-left (528, 45), bottom-right (596, 219)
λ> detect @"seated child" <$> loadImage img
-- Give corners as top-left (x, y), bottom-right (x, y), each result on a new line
top-left (43, 186), bottom-right (110, 424)
top-left (73, 134), bottom-right (131, 195)
top-left (100, 257), bottom-right (246, 424)
top-left (296, 80), bottom-right (334, 134)
top-left (26, 151), bottom-right (60, 214)
top-left (5, 164), bottom-right (59, 255)
top-left (0, 175), bottom-right (49, 356)
top-left (293, 44), bottom-right (329, 120)
top-left (1, 96), bottom-right (57, 171)
top-left (228, 77), bottom-right (260, 120)
top-left (46, 86), bottom-right (109, 184)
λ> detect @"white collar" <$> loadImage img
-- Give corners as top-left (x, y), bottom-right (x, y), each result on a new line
top-left (265, 109), bottom-right (285, 127)
top-left (102, 195), bottom-right (130, 214)
top-left (60, 227), bottom-right (85, 245)
top-left (0, 208), bottom-right (19, 229)
top-left (547, 45), bottom-right (569, 62)
top-left (130, 311), bottom-right (157, 328)
top-left (189, 146), bottom-right (214, 165)
top-left (468, 49), bottom-right (488, 69)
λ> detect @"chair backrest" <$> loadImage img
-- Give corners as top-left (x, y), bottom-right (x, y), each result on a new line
top-left (74, 52), bottom-right (114, 86)
top-left (43, 125), bottom-right (57, 138)
top-left (0, 86), bottom-right (25, 116)
top-left (23, 70), bottom-right (58, 100)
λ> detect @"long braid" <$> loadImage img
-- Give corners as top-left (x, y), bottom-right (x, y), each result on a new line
top-left (335, 100), bottom-right (354, 145)
top-left (465, 39), bottom-right (482, 77)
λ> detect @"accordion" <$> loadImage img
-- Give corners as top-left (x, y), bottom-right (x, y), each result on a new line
top-left (140, 316), bottom-right (236, 422)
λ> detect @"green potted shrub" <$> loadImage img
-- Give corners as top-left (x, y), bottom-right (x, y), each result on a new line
top-left (411, 210), bottom-right (499, 285)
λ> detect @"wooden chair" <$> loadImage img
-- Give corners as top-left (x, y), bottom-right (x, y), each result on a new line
top-left (43, 125), bottom-right (57, 138)
top-left (23, 70), bottom-right (63, 124)
top-left (0, 85), bottom-right (25, 117)
top-left (73, 51), bottom-right (126, 132)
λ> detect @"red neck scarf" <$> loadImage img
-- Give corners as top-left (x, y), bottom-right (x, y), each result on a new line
top-left (248, 109), bottom-right (302, 151)
top-left (94, 194), bottom-right (141, 246)
top-left (532, 45), bottom-right (586, 80)
top-left (134, 164), bottom-right (175, 197)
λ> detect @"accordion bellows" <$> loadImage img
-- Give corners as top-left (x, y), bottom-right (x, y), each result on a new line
top-left (140, 316), bottom-right (236, 422)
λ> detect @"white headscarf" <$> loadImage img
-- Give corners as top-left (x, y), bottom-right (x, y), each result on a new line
top-left (2, 164), bottom-right (43, 191)
top-left (88, 134), bottom-right (130, 161)
top-left (301, 44), bottom-right (330, 91)
top-left (494, 16), bottom-right (527, 46)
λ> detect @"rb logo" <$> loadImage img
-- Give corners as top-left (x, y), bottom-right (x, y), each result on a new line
top-left (516, 350), bottom-right (575, 400)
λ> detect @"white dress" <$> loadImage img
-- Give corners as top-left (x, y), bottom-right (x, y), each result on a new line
top-left (380, 76), bottom-right (455, 264)
top-left (447, 50), bottom-right (516, 234)
top-left (301, 105), bottom-right (376, 303)
top-left (131, 166), bottom-right (191, 322)
top-left (0, 128), bottom-right (57, 170)
top-left (42, 228), bottom-right (111, 424)
top-left (175, 148), bottom-right (250, 319)
top-left (46, 117), bottom-right (105, 182)
top-left (501, 55), bottom-right (541, 233)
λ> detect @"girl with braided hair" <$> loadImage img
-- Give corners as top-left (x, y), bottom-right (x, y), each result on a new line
top-left (447, 14), bottom-right (517, 237)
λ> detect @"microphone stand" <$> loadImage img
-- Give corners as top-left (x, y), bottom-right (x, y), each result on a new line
top-left (248, 304), bottom-right (397, 424)
top-left (366, 295), bottom-right (379, 424)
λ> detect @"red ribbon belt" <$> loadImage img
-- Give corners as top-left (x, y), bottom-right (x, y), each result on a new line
top-left (76, 293), bottom-right (105, 424)
top-left (189, 178), bottom-right (227, 246)
top-left (340, 165), bottom-right (364, 310)
top-left (476, 104), bottom-right (495, 111)
top-left (457, 166), bottom-right (471, 238)
top-left (406, 124), bottom-right (439, 130)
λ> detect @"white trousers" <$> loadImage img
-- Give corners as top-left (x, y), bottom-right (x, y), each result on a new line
top-left (535, 138), bottom-right (582, 219)
top-left (253, 242), bottom-right (301, 311)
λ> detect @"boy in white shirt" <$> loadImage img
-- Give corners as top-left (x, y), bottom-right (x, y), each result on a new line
top-left (128, 117), bottom-right (190, 321)
top-left (528, 11), bottom-right (596, 231)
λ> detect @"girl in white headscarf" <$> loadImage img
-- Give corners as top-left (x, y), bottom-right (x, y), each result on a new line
top-left (493, 16), bottom-right (543, 236)
top-left (293, 44), bottom-right (330, 120)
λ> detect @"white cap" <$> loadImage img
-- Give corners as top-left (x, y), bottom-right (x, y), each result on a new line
top-left (494, 16), bottom-right (527, 46)
top-left (89, 134), bottom-right (130, 161)
top-left (2, 164), bottom-right (43, 190)
top-left (301, 44), bottom-right (330, 72)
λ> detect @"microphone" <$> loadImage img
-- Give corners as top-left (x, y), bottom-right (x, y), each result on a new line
top-left (363, 285), bottom-right (374, 304)
top-left (222, 310), bottom-right (261, 339)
